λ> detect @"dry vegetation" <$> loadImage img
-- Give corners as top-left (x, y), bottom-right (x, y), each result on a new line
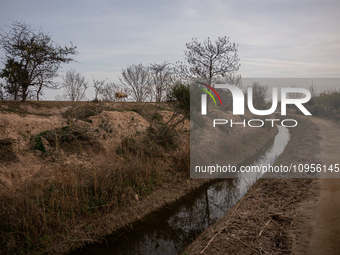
top-left (301, 88), bottom-right (340, 122)
top-left (0, 100), bottom-right (277, 255)
top-left (186, 178), bottom-right (313, 255)
top-left (0, 100), bottom-right (189, 254)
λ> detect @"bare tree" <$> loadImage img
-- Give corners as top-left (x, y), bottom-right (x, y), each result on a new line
top-left (0, 81), bottom-right (5, 100)
top-left (92, 78), bottom-right (107, 101)
top-left (0, 21), bottom-right (77, 102)
top-left (176, 36), bottom-right (240, 86)
top-left (309, 82), bottom-right (318, 98)
top-left (149, 62), bottom-right (173, 104)
top-left (99, 81), bottom-right (123, 101)
top-left (120, 63), bottom-right (152, 102)
top-left (247, 82), bottom-right (268, 110)
top-left (214, 74), bottom-right (243, 88)
top-left (59, 69), bottom-right (88, 101)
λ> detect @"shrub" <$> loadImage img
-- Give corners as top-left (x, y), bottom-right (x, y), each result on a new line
top-left (304, 90), bottom-right (340, 120)
top-left (33, 135), bottom-right (46, 154)
top-left (167, 83), bottom-right (190, 112)
top-left (145, 125), bottom-right (177, 150)
top-left (117, 124), bottom-right (178, 158)
top-left (33, 125), bottom-right (101, 156)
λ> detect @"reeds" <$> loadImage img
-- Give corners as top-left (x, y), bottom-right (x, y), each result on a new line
top-left (0, 150), bottom-right (185, 254)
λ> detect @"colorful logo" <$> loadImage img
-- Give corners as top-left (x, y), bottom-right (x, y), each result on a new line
top-left (196, 82), bottom-right (223, 106)
top-left (198, 82), bottom-right (312, 116)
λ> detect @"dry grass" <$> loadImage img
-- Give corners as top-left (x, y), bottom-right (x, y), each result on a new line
top-left (0, 99), bottom-right (275, 255)
top-left (187, 178), bottom-right (313, 255)
top-left (0, 158), bottom-right (177, 254)
top-left (0, 101), bottom-right (189, 254)
top-left (0, 138), bottom-right (18, 163)
top-left (0, 100), bottom-right (170, 117)
top-left (0, 131), bottom-right (188, 254)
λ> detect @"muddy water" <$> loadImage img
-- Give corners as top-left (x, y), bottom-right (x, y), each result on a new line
top-left (73, 125), bottom-right (290, 255)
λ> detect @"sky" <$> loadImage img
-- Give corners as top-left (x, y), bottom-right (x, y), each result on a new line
top-left (0, 0), bottom-right (340, 100)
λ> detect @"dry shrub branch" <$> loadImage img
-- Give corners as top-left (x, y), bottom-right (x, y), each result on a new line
top-left (190, 178), bottom-right (313, 255)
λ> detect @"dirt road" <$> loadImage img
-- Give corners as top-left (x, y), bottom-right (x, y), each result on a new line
top-left (292, 117), bottom-right (340, 255)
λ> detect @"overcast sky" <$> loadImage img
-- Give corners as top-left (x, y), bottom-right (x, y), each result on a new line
top-left (1, 0), bottom-right (340, 99)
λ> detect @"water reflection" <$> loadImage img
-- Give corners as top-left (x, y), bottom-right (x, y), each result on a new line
top-left (240, 124), bottom-right (291, 181)
top-left (73, 125), bottom-right (290, 255)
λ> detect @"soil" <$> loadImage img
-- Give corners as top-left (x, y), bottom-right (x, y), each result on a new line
top-left (186, 115), bottom-right (340, 255)
top-left (290, 117), bottom-right (340, 255)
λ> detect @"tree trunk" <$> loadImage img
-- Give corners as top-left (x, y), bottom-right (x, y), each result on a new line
top-left (21, 93), bottom-right (27, 102)
top-left (21, 83), bottom-right (29, 102)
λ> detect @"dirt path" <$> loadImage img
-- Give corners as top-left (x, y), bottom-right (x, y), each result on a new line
top-left (292, 117), bottom-right (340, 255)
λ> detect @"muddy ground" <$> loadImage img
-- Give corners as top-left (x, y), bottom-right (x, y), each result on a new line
top-left (186, 115), bottom-right (340, 255)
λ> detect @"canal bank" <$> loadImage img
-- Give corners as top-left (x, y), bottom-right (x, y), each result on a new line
top-left (0, 104), bottom-right (279, 255)
top-left (69, 115), bottom-right (279, 255)
top-left (72, 124), bottom-right (289, 254)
